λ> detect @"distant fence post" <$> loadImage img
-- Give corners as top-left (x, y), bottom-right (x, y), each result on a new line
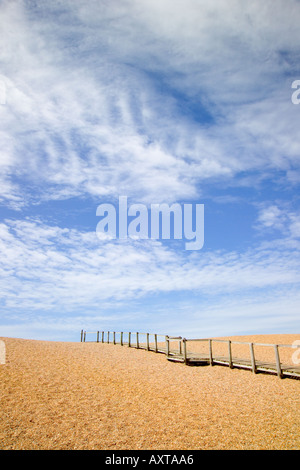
top-left (80, 330), bottom-right (83, 342)
top-left (121, 332), bottom-right (123, 346)
top-left (183, 338), bottom-right (187, 365)
top-left (101, 331), bottom-right (104, 343)
top-left (97, 331), bottom-right (99, 343)
top-left (209, 339), bottom-right (213, 365)
top-left (84, 331), bottom-right (86, 342)
top-left (136, 332), bottom-right (139, 349)
top-left (274, 345), bottom-right (282, 378)
top-left (128, 332), bottom-right (131, 347)
top-left (147, 333), bottom-right (150, 351)
top-left (107, 331), bottom-right (110, 344)
top-left (154, 334), bottom-right (158, 353)
top-left (228, 340), bottom-right (233, 368)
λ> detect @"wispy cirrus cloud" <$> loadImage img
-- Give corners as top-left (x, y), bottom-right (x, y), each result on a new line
top-left (1, 217), bottom-right (299, 310)
top-left (0, 216), bottom-right (299, 339)
top-left (1, 0), bottom-right (300, 208)
top-left (256, 203), bottom-right (300, 239)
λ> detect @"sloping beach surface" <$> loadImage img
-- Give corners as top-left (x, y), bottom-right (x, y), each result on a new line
top-left (0, 334), bottom-right (299, 450)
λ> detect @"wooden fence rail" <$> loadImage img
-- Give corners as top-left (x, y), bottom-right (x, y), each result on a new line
top-left (80, 330), bottom-right (300, 379)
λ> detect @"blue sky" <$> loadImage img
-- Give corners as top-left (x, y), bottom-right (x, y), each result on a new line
top-left (0, 0), bottom-right (300, 341)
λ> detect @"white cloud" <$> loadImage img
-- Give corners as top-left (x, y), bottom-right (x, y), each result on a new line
top-left (256, 204), bottom-right (300, 239)
top-left (0, 0), bottom-right (300, 208)
top-left (0, 216), bottom-right (299, 339)
top-left (0, 218), bottom-right (299, 311)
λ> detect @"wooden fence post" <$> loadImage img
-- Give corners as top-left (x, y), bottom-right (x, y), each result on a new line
top-left (128, 332), bottom-right (131, 347)
top-left (183, 338), bottom-right (187, 365)
top-left (166, 336), bottom-right (170, 356)
top-left (209, 339), bottom-right (213, 365)
top-left (154, 334), bottom-right (158, 353)
top-left (121, 332), bottom-right (123, 346)
top-left (249, 343), bottom-right (256, 374)
top-left (147, 333), bottom-right (150, 351)
top-left (274, 345), bottom-right (282, 378)
top-left (97, 331), bottom-right (99, 343)
top-left (136, 332), bottom-right (139, 349)
top-left (113, 332), bottom-right (116, 344)
top-left (107, 331), bottom-right (110, 344)
top-left (80, 330), bottom-right (83, 342)
top-left (228, 340), bottom-right (233, 368)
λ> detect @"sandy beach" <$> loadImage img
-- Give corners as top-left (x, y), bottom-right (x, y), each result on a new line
top-left (0, 334), bottom-right (299, 450)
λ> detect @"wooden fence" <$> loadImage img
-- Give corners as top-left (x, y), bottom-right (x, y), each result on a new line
top-left (81, 330), bottom-right (167, 354)
top-left (166, 337), bottom-right (300, 379)
top-left (80, 330), bottom-right (300, 379)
